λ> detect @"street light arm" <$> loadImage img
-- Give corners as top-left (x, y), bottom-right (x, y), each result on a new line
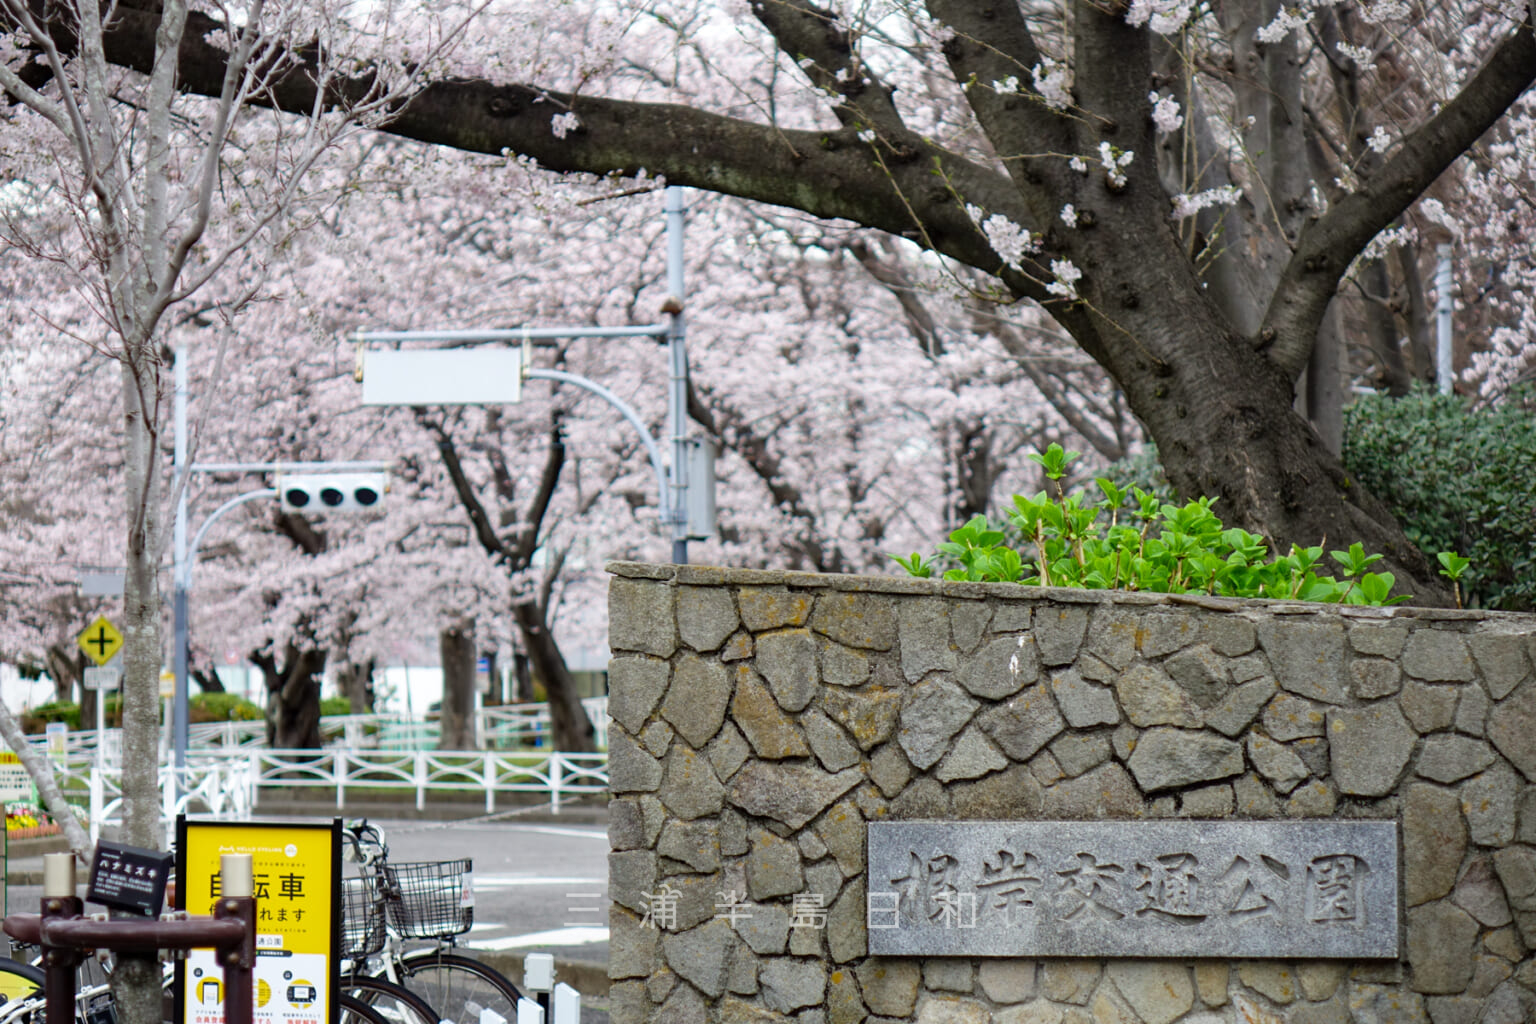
top-left (183, 488), bottom-right (278, 587)
top-left (525, 368), bottom-right (674, 524)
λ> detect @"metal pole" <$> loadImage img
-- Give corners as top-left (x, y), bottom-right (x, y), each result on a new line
top-left (173, 346), bottom-right (189, 804)
top-left (172, 486), bottom-right (275, 809)
top-left (524, 370), bottom-right (671, 524)
top-left (1436, 244), bottom-right (1454, 395)
top-left (665, 186), bottom-right (689, 565)
top-left (189, 491), bottom-right (280, 567)
top-left (191, 460), bottom-right (390, 474)
top-left (40, 854), bottom-right (81, 1024)
top-left (354, 325), bottom-right (667, 343)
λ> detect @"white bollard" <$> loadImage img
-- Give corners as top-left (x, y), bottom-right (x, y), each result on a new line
top-left (551, 984), bottom-right (580, 1024)
top-left (514, 998), bottom-right (543, 1024)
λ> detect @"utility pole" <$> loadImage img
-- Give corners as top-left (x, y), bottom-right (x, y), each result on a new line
top-left (355, 185), bottom-right (711, 563)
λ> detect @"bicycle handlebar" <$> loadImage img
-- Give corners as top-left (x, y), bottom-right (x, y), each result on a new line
top-left (343, 819), bottom-right (388, 865)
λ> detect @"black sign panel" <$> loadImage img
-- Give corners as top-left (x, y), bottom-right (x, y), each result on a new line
top-left (88, 840), bottom-right (174, 916)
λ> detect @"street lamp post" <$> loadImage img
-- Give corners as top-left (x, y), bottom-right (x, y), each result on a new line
top-left (353, 185), bottom-right (709, 562)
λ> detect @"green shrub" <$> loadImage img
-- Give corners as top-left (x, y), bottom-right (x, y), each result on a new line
top-left (188, 692), bottom-right (264, 723)
top-left (1343, 387), bottom-right (1536, 611)
top-left (21, 701), bottom-right (80, 732)
top-left (894, 444), bottom-right (1460, 606)
top-left (1098, 445), bottom-right (1175, 504)
top-left (320, 696), bottom-right (353, 717)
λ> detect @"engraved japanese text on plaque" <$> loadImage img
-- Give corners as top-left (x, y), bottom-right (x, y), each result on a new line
top-left (866, 821), bottom-right (1398, 958)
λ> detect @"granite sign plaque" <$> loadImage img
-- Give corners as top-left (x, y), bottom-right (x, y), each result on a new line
top-left (867, 820), bottom-right (1398, 958)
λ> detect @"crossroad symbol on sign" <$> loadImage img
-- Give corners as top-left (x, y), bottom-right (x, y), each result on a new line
top-left (78, 616), bottom-right (124, 667)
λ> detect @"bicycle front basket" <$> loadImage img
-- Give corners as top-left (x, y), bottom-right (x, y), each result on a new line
top-left (381, 859), bottom-right (474, 938)
top-left (340, 875), bottom-right (388, 959)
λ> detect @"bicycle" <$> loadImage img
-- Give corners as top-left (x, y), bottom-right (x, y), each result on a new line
top-left (341, 821), bottom-right (524, 1024)
top-left (0, 955), bottom-right (113, 1024)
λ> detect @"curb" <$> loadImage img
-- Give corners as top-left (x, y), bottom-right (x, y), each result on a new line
top-left (252, 799), bottom-right (609, 827)
top-left (472, 952), bottom-right (608, 999)
top-left (7, 835), bottom-right (74, 858)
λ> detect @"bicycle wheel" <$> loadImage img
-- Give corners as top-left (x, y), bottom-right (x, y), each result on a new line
top-left (341, 974), bottom-right (440, 1024)
top-left (395, 951), bottom-right (522, 1024)
top-left (0, 958), bottom-right (42, 1023)
top-left (340, 993), bottom-right (393, 1024)
top-left (0, 959), bottom-right (42, 1001)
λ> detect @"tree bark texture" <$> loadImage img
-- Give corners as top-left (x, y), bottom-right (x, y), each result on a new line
top-left (514, 598), bottom-right (595, 753)
top-left (437, 621), bottom-right (476, 750)
top-left (119, 355), bottom-right (164, 850)
top-left (253, 643), bottom-right (324, 749)
top-left (335, 659), bottom-right (376, 714)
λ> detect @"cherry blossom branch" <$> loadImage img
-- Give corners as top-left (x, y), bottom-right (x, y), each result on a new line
top-left (416, 412), bottom-right (514, 568)
top-left (0, 703), bottom-right (93, 860)
top-left (925, 0), bottom-right (1076, 197)
top-left (752, 0), bottom-right (906, 135)
top-left (1262, 17), bottom-right (1536, 377)
top-left (73, 4), bottom-right (1016, 274)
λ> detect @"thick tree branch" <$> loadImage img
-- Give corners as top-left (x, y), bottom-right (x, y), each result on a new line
top-left (925, 0), bottom-right (1074, 203)
top-left (1263, 17), bottom-right (1536, 375)
top-left (752, 0), bottom-right (906, 135)
top-left (416, 411), bottom-right (514, 568)
top-left (73, 4), bottom-right (1021, 273)
top-left (846, 239), bottom-right (943, 354)
top-left (512, 415), bottom-right (566, 567)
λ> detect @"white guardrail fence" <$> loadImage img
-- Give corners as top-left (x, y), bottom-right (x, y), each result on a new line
top-left (25, 699), bottom-right (610, 838)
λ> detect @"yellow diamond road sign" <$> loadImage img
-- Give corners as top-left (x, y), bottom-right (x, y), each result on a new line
top-left (78, 616), bottom-right (124, 667)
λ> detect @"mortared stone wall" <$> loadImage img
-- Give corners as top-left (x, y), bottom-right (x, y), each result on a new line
top-left (605, 561), bottom-right (1536, 1024)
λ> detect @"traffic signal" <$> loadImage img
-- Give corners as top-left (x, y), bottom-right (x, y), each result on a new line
top-left (276, 472), bottom-right (389, 513)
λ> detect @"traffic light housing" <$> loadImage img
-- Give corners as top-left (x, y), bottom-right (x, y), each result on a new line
top-left (276, 472), bottom-right (389, 513)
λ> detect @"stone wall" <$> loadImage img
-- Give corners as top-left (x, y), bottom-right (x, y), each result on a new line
top-left (605, 561), bottom-right (1536, 1024)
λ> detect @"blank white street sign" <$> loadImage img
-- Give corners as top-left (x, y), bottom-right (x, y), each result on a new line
top-left (361, 348), bottom-right (521, 406)
top-left (83, 663), bottom-right (122, 691)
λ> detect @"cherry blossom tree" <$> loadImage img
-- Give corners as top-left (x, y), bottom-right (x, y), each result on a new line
top-left (69, 0), bottom-right (1536, 597)
top-left (3, 118), bottom-right (1127, 755)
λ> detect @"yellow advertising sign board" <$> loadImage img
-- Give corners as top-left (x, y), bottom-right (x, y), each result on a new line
top-left (77, 616), bottom-right (124, 667)
top-left (176, 818), bottom-right (339, 1024)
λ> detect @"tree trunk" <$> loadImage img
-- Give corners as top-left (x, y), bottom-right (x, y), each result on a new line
top-left (45, 645), bottom-right (76, 704)
top-left (483, 651), bottom-right (504, 706)
top-left (46, 643), bottom-right (90, 705)
top-left (191, 665), bottom-right (226, 694)
top-left (118, 356), bottom-right (163, 853)
top-left (513, 598), bottom-right (594, 752)
top-left (253, 644), bottom-right (324, 749)
top-left (80, 687), bottom-right (97, 735)
top-left (1096, 239), bottom-right (1444, 600)
top-left (335, 659), bottom-right (376, 714)
top-left (437, 621), bottom-right (476, 750)
top-left (114, 351), bottom-right (167, 1024)
top-left (513, 652), bottom-right (535, 703)
top-left (1306, 302), bottom-right (1346, 456)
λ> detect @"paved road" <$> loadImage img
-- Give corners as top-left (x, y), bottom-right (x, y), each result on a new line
top-left (376, 817), bottom-right (610, 965)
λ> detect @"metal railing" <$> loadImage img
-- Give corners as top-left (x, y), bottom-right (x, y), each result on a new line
top-left (51, 746), bottom-right (608, 837)
top-left (22, 698), bottom-right (611, 836)
top-left (38, 697), bottom-right (610, 756)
